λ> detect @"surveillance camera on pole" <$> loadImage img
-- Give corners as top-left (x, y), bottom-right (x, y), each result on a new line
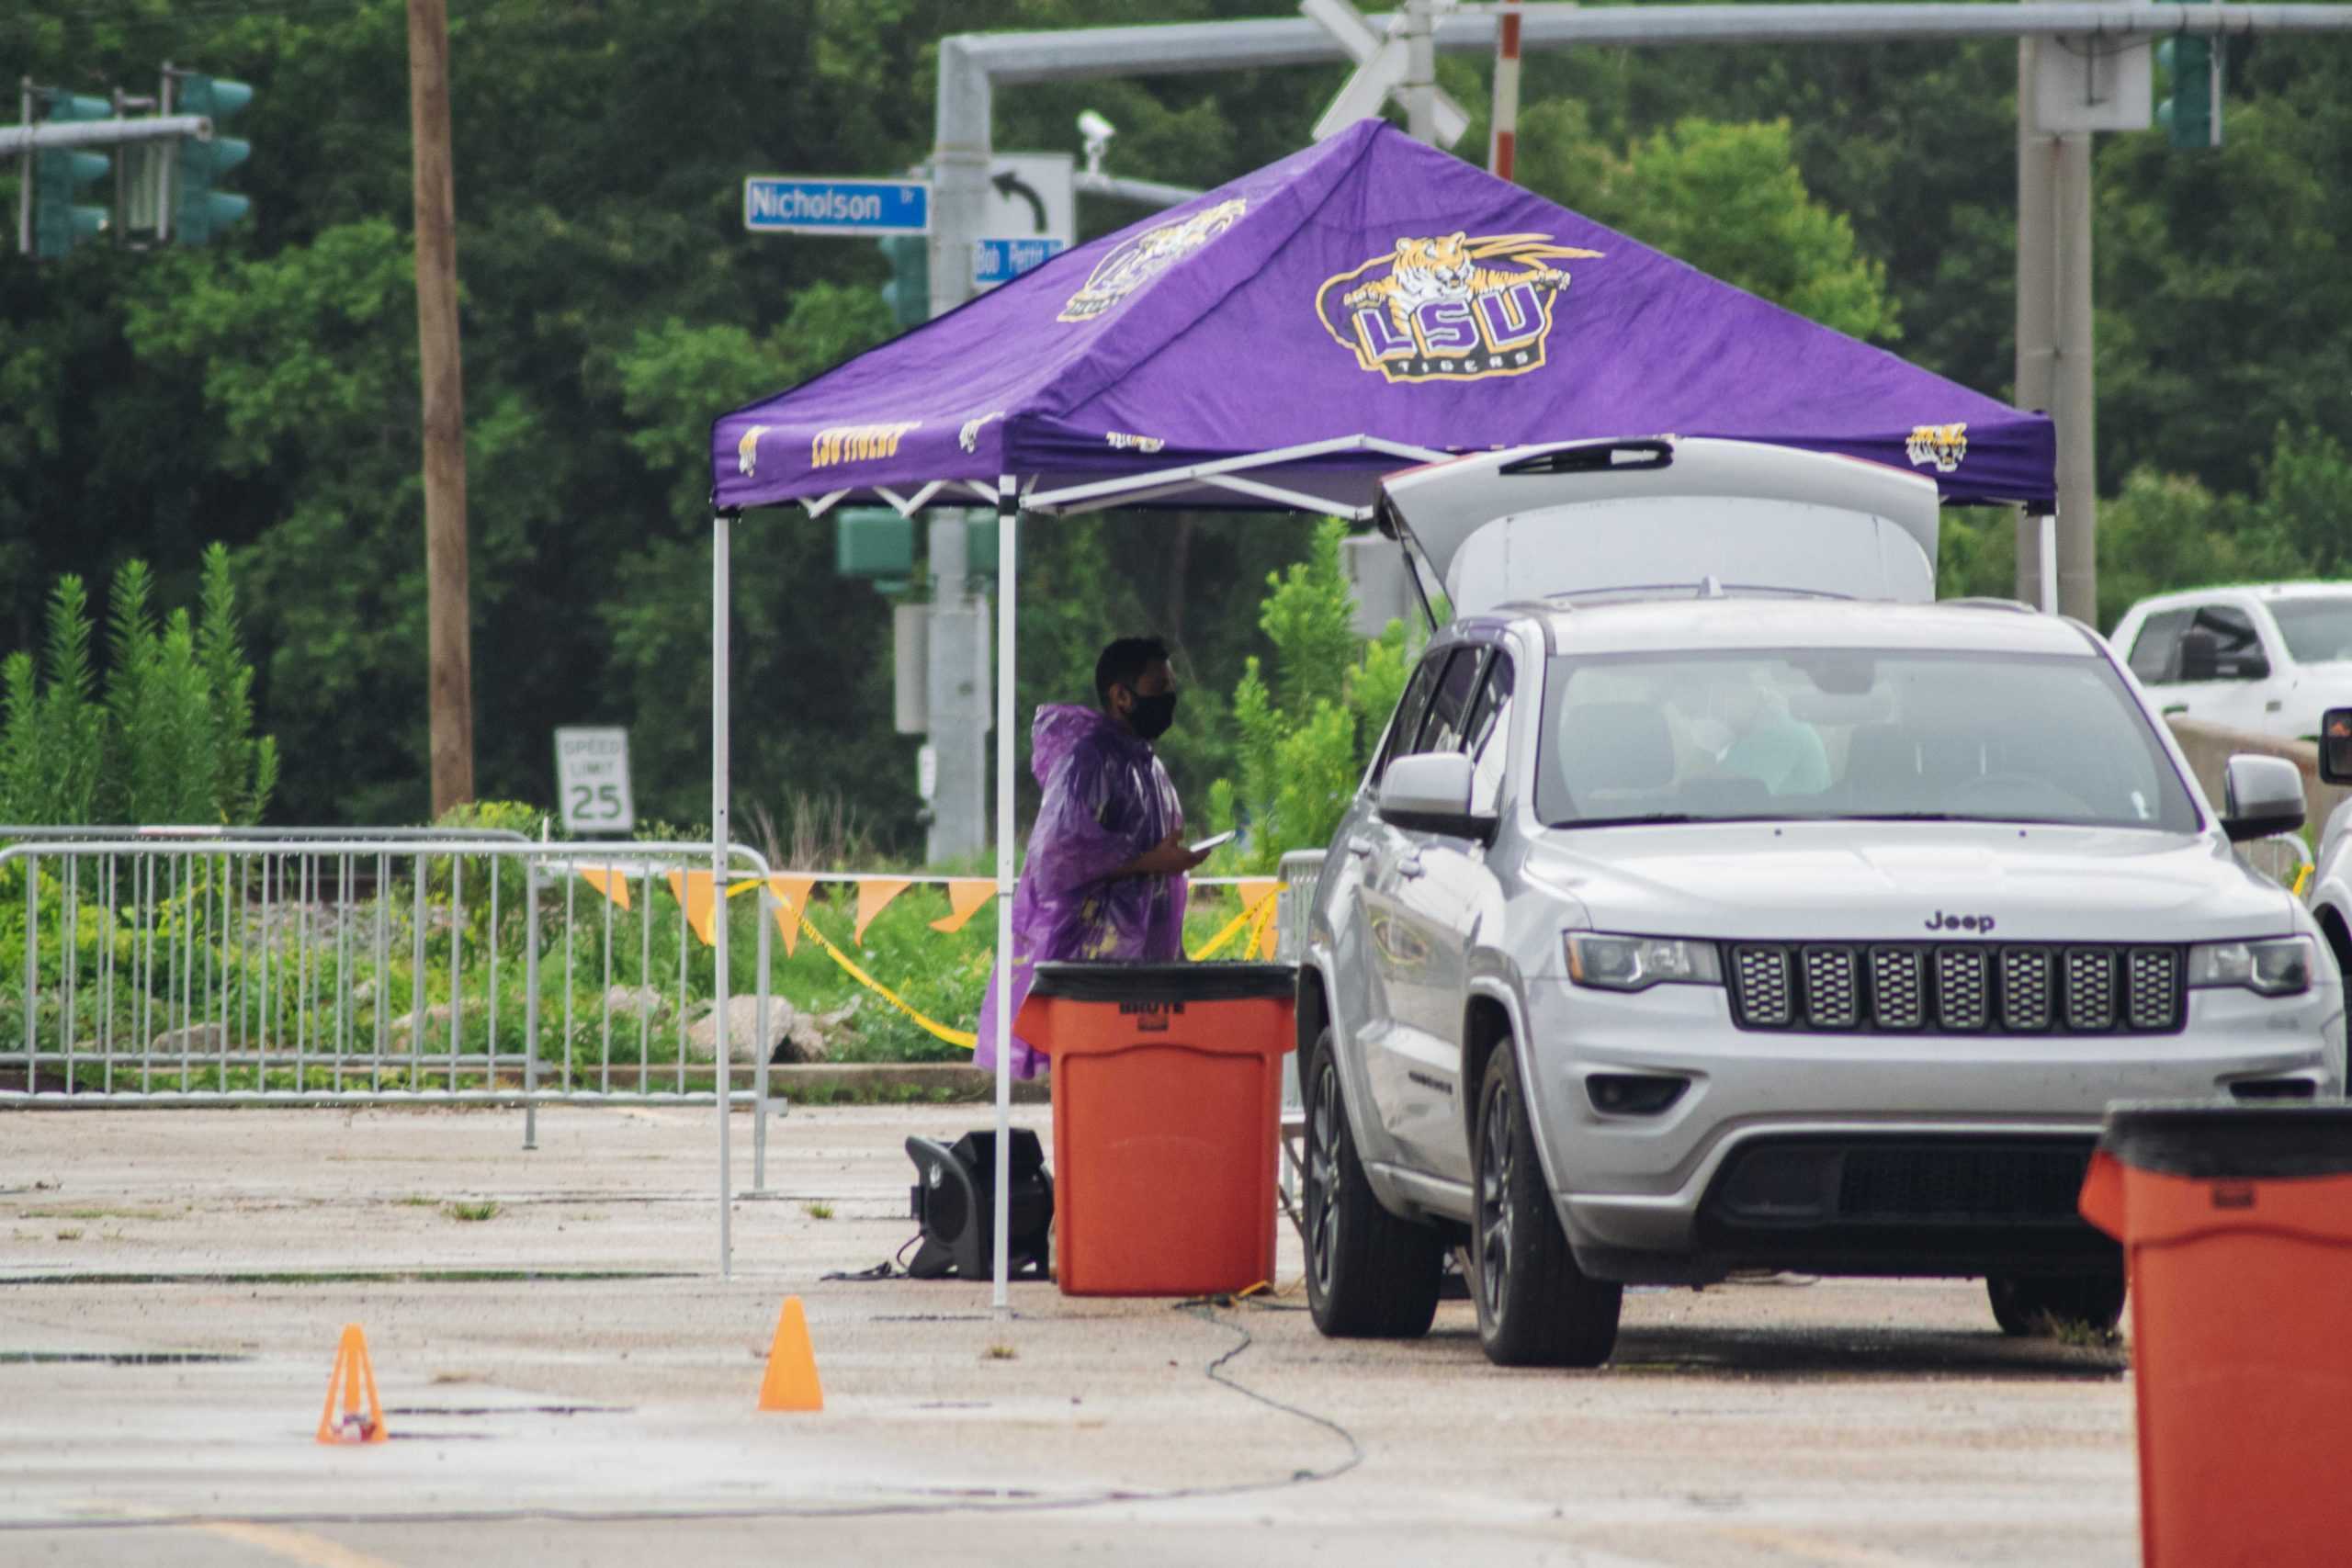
top-left (1077, 109), bottom-right (1114, 175)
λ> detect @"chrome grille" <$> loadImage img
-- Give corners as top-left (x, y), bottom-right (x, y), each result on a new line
top-left (1871, 946), bottom-right (1927, 1031)
top-left (2128, 947), bottom-right (2179, 1031)
top-left (1936, 946), bottom-right (1991, 1032)
top-left (1726, 942), bottom-right (2183, 1035)
top-left (2064, 948), bottom-right (2116, 1032)
top-left (1732, 945), bottom-right (1793, 1027)
top-left (2001, 947), bottom-right (2054, 1031)
top-left (1803, 947), bottom-right (1861, 1030)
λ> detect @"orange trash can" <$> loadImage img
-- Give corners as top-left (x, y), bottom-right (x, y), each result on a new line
top-left (1017, 961), bottom-right (1295, 1297)
top-left (2078, 1100), bottom-right (2352, 1568)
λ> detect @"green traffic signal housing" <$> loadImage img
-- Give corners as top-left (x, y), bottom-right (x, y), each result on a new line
top-left (2155, 35), bottom-right (2222, 149)
top-left (30, 92), bottom-right (112, 259)
top-left (876, 234), bottom-right (929, 332)
top-left (170, 73), bottom-right (254, 244)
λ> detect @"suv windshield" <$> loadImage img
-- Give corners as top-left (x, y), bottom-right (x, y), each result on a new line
top-left (1536, 648), bottom-right (2200, 831)
top-left (2269, 597), bottom-right (2352, 664)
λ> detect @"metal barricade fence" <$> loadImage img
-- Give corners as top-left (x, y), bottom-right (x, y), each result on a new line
top-left (0, 836), bottom-right (793, 1191)
top-left (1272, 849), bottom-right (1326, 1210)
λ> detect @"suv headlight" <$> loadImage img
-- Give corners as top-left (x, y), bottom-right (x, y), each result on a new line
top-left (1566, 933), bottom-right (1723, 992)
top-left (2188, 936), bottom-right (2313, 998)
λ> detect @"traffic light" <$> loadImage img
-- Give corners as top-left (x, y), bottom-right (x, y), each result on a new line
top-left (2155, 35), bottom-right (2222, 149)
top-left (876, 234), bottom-right (929, 331)
top-left (170, 73), bottom-right (253, 244)
top-left (30, 92), bottom-right (112, 259)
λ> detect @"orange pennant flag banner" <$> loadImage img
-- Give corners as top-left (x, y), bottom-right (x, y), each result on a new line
top-left (854, 879), bottom-right (913, 944)
top-left (767, 875), bottom-right (817, 956)
top-left (929, 879), bottom-right (998, 934)
top-left (1238, 879), bottom-right (1283, 960)
top-left (578, 865), bottom-right (633, 912)
top-left (664, 870), bottom-right (718, 947)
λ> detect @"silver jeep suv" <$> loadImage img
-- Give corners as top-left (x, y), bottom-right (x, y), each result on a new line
top-left (1297, 594), bottom-right (2345, 1367)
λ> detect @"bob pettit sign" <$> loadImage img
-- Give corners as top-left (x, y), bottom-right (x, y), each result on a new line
top-left (555, 728), bottom-right (634, 835)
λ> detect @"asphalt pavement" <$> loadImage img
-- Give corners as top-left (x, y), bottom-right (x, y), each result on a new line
top-left (1, 1106), bottom-right (2138, 1566)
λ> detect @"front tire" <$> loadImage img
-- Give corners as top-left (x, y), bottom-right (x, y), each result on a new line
top-left (1471, 1045), bottom-right (1623, 1368)
top-left (1987, 1271), bottom-right (2126, 1337)
top-left (1303, 1027), bottom-right (1444, 1338)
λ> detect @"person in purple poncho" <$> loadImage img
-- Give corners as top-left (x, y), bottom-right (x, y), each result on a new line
top-left (977, 637), bottom-right (1212, 1077)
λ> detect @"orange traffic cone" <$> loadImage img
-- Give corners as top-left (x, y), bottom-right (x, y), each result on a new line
top-left (317, 1324), bottom-right (388, 1445)
top-left (757, 1296), bottom-right (824, 1412)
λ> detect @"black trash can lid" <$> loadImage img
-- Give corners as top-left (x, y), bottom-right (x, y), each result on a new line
top-left (2099, 1100), bottom-right (2352, 1180)
top-left (1027, 961), bottom-right (1296, 1004)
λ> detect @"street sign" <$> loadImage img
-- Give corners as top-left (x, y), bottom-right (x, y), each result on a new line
top-left (983, 152), bottom-right (1074, 246)
top-left (742, 175), bottom-right (930, 235)
top-left (974, 236), bottom-right (1068, 287)
top-left (555, 727), bottom-right (635, 835)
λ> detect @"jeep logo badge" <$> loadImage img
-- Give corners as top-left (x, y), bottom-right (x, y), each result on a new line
top-left (1924, 910), bottom-right (1996, 934)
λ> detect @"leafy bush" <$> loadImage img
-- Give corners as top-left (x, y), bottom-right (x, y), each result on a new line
top-left (1, 544), bottom-right (277, 827)
top-left (1204, 520), bottom-right (1410, 872)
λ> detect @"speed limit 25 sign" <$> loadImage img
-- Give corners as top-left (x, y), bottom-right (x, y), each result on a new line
top-left (554, 728), bottom-right (635, 835)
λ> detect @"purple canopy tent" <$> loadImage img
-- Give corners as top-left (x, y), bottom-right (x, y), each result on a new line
top-left (704, 119), bottom-right (2057, 1298)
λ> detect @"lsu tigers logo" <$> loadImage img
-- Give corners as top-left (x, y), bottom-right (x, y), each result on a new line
top-left (1905, 423), bottom-right (1969, 473)
top-left (736, 424), bottom-right (769, 478)
top-left (1317, 231), bottom-right (1601, 384)
top-left (1058, 199), bottom-right (1247, 323)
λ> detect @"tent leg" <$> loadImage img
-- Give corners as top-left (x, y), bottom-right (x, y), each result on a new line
top-left (713, 511), bottom-right (733, 1280)
top-left (993, 476), bottom-right (1018, 1314)
top-left (2036, 513), bottom-right (2058, 616)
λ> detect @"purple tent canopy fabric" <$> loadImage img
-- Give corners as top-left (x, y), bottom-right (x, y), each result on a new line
top-left (712, 118), bottom-right (2053, 514)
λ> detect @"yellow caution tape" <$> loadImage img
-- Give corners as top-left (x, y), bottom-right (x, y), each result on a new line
top-left (1189, 886), bottom-right (1282, 962)
top-left (775, 895), bottom-right (979, 1051)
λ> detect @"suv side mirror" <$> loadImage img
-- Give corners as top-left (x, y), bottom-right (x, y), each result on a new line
top-left (1378, 752), bottom-right (1495, 843)
top-left (2322, 709), bottom-right (2352, 787)
top-left (2222, 753), bottom-right (2306, 843)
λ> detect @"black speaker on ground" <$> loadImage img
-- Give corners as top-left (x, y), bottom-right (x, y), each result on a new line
top-left (904, 1128), bottom-right (1053, 1280)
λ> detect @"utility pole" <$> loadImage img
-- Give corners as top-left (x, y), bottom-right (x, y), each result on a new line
top-left (2013, 38), bottom-right (2098, 624)
top-left (406, 0), bottom-right (474, 814)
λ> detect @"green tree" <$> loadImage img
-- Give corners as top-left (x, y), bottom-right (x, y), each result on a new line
top-left (1205, 521), bottom-right (1411, 872)
top-left (1518, 110), bottom-right (1901, 343)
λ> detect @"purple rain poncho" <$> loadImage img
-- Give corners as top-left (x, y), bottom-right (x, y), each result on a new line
top-left (976, 704), bottom-right (1189, 1078)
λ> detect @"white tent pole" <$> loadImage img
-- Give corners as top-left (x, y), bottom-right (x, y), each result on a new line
top-left (712, 511), bottom-right (733, 1279)
top-left (993, 475), bottom-right (1018, 1312)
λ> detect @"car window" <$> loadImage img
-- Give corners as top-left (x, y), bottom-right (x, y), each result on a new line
top-left (2127, 609), bottom-right (2189, 683)
top-left (2269, 597), bottom-right (2352, 665)
top-left (1464, 654), bottom-right (1515, 815)
top-left (1533, 648), bottom-right (2199, 833)
top-left (1416, 648), bottom-right (1487, 756)
top-left (1373, 650), bottom-right (1448, 782)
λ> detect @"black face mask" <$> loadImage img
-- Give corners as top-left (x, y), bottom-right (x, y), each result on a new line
top-left (1125, 689), bottom-right (1179, 740)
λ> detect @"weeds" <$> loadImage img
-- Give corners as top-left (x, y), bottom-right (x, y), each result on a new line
top-left (802, 1201), bottom-right (835, 1221)
top-left (444, 1201), bottom-right (502, 1223)
top-left (2042, 1314), bottom-right (2126, 1352)
top-left (983, 1343), bottom-right (1018, 1361)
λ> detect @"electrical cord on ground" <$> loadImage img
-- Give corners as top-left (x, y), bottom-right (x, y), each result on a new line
top-left (3, 1302), bottom-right (1366, 1533)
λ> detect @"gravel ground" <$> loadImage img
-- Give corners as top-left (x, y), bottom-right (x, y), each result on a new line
top-left (0, 1106), bottom-right (2139, 1566)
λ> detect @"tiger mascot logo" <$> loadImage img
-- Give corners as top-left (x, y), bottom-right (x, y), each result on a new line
top-left (1317, 231), bottom-right (1601, 384)
top-left (1905, 423), bottom-right (1968, 473)
top-left (1058, 198), bottom-right (1248, 323)
top-left (737, 424), bottom-right (769, 478)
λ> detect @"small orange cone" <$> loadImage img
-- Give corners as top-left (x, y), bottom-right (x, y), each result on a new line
top-left (317, 1324), bottom-right (389, 1445)
top-left (757, 1296), bottom-right (824, 1412)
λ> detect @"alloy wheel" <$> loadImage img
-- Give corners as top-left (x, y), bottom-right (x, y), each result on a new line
top-left (1477, 1080), bottom-right (1516, 1321)
top-left (1308, 1056), bottom-right (1343, 1299)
